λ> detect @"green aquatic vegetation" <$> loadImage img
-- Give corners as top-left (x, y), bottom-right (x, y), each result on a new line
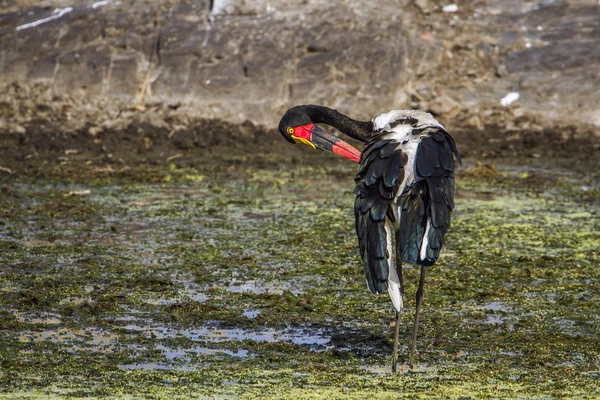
top-left (167, 300), bottom-right (244, 324)
top-left (0, 153), bottom-right (598, 398)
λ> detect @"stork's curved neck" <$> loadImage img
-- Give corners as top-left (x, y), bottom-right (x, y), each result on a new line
top-left (296, 105), bottom-right (373, 142)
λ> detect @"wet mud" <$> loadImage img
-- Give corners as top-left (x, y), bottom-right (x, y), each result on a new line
top-left (0, 124), bottom-right (599, 398)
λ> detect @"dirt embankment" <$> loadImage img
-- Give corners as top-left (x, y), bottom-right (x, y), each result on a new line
top-left (0, 79), bottom-right (599, 182)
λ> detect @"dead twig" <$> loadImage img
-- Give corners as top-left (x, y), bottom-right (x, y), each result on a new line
top-left (64, 190), bottom-right (91, 197)
top-left (405, 80), bottom-right (426, 103)
top-left (166, 153), bottom-right (183, 162)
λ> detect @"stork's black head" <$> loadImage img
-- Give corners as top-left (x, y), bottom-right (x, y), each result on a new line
top-left (277, 105), bottom-right (361, 162)
top-left (278, 106), bottom-right (313, 144)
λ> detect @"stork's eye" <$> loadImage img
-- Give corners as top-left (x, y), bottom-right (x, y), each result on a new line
top-left (287, 127), bottom-right (295, 135)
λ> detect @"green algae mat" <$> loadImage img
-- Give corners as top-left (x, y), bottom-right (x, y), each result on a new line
top-left (0, 149), bottom-right (599, 399)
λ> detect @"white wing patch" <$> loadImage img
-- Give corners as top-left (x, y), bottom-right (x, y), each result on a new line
top-left (420, 218), bottom-right (432, 261)
top-left (385, 220), bottom-right (403, 312)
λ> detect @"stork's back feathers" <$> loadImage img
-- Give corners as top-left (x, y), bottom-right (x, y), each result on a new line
top-left (354, 110), bottom-right (460, 298)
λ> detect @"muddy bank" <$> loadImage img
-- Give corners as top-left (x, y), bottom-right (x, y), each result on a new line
top-left (1, 82), bottom-right (599, 185)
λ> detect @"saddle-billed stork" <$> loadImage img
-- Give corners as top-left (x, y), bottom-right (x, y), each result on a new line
top-left (278, 105), bottom-right (461, 371)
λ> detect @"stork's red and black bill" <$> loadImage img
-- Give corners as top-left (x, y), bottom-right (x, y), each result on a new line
top-left (290, 124), bottom-right (361, 163)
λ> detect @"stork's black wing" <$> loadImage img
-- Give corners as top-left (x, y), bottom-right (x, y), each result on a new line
top-left (398, 128), bottom-right (461, 266)
top-left (354, 135), bottom-right (408, 293)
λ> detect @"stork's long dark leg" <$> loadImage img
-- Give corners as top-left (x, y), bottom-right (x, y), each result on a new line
top-left (392, 232), bottom-right (405, 373)
top-left (392, 310), bottom-right (400, 373)
top-left (410, 265), bottom-right (426, 368)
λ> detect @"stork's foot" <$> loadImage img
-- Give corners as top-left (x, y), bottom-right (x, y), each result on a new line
top-left (408, 350), bottom-right (418, 369)
top-left (391, 357), bottom-right (411, 374)
top-left (391, 355), bottom-right (403, 374)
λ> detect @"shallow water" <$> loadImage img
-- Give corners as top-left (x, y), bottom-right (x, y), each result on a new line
top-left (121, 323), bottom-right (330, 346)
